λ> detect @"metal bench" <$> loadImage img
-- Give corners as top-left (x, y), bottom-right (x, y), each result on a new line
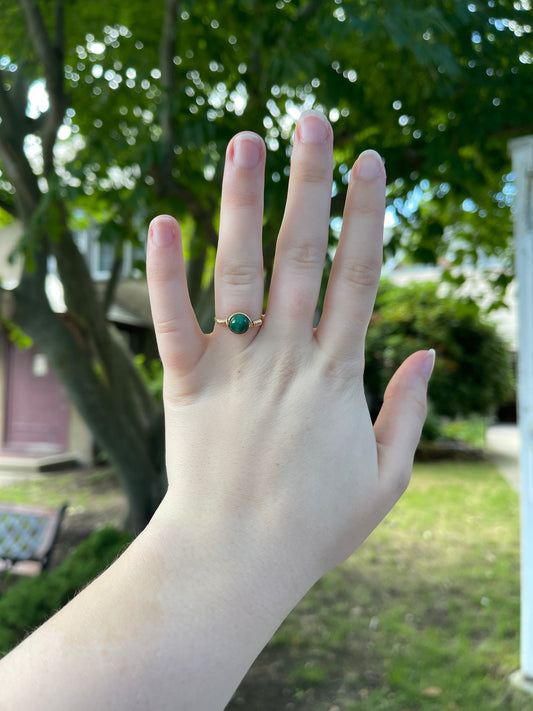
top-left (0, 502), bottom-right (67, 576)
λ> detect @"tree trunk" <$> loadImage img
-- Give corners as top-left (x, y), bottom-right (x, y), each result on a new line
top-left (8, 237), bottom-right (165, 533)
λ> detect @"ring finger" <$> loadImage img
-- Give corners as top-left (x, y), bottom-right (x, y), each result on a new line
top-left (214, 131), bottom-right (266, 340)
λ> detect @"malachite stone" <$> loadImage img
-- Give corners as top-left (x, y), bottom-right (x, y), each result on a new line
top-left (228, 312), bottom-right (251, 334)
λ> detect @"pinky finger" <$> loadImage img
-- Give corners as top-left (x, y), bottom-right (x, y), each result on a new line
top-left (146, 215), bottom-right (206, 375)
top-left (374, 349), bottom-right (435, 499)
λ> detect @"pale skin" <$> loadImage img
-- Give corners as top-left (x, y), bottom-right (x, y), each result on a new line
top-left (0, 110), bottom-right (434, 710)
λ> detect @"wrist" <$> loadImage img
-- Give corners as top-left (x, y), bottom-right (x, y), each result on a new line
top-left (143, 495), bottom-right (309, 708)
top-left (152, 493), bottom-right (310, 617)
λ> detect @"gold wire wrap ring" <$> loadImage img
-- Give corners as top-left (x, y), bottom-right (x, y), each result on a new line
top-left (214, 312), bottom-right (264, 335)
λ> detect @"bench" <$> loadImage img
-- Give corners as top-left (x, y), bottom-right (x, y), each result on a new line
top-left (0, 502), bottom-right (67, 576)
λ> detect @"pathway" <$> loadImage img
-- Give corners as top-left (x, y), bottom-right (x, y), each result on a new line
top-left (486, 423), bottom-right (520, 492)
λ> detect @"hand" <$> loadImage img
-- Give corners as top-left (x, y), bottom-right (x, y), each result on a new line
top-left (147, 110), bottom-right (434, 593)
top-left (0, 111), bottom-right (433, 711)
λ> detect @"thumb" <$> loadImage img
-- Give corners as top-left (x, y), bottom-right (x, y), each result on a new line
top-left (373, 349), bottom-right (435, 498)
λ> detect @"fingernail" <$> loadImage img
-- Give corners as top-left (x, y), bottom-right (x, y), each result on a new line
top-left (232, 133), bottom-right (263, 168)
top-left (298, 111), bottom-right (330, 144)
top-left (356, 150), bottom-right (384, 180)
top-left (150, 216), bottom-right (176, 247)
top-left (421, 349), bottom-right (436, 382)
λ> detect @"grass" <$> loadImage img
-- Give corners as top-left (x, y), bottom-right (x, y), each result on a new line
top-left (0, 467), bottom-right (122, 509)
top-left (0, 460), bottom-right (529, 710)
top-left (229, 461), bottom-right (530, 710)
top-left (441, 416), bottom-right (488, 449)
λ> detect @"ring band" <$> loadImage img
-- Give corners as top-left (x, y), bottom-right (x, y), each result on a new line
top-left (214, 312), bottom-right (264, 335)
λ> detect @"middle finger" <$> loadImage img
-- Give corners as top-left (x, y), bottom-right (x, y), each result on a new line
top-left (267, 111), bottom-right (333, 336)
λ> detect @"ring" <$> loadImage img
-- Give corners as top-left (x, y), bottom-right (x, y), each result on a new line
top-left (214, 312), bottom-right (264, 335)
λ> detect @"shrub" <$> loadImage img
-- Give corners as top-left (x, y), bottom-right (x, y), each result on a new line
top-left (365, 280), bottom-right (514, 428)
top-left (0, 527), bottom-right (133, 657)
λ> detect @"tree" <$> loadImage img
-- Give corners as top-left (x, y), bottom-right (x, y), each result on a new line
top-left (0, 0), bottom-right (531, 530)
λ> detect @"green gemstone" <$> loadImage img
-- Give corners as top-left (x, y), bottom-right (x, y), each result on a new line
top-left (228, 313), bottom-right (251, 334)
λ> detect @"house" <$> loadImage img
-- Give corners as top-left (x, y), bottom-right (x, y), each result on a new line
top-left (0, 221), bottom-right (154, 471)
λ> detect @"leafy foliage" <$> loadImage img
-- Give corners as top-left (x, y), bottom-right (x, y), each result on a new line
top-left (365, 280), bottom-right (514, 422)
top-left (1, 0), bottom-right (531, 287)
top-left (134, 353), bottom-right (163, 400)
top-left (0, 0), bottom-right (530, 524)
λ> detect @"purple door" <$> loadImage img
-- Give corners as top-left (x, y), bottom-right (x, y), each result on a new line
top-left (3, 338), bottom-right (70, 455)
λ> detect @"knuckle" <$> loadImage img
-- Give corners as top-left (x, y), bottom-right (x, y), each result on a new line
top-left (341, 258), bottom-right (381, 289)
top-left (319, 350), bottom-right (364, 385)
top-left (353, 201), bottom-right (384, 219)
top-left (224, 187), bottom-right (262, 209)
top-left (146, 260), bottom-right (173, 285)
top-left (218, 259), bottom-right (262, 287)
top-left (155, 316), bottom-right (180, 336)
top-left (291, 162), bottom-right (332, 185)
top-left (385, 379), bottom-right (428, 424)
top-left (285, 241), bottom-right (324, 271)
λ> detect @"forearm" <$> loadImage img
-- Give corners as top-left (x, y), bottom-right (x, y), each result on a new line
top-left (0, 496), bottom-right (303, 711)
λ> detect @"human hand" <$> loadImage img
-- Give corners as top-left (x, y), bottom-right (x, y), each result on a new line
top-left (0, 111), bottom-right (434, 711)
top-left (147, 110), bottom-right (433, 601)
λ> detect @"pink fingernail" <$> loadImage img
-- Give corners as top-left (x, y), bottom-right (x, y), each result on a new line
top-left (150, 216), bottom-right (176, 247)
top-left (356, 150), bottom-right (384, 180)
top-left (298, 111), bottom-right (330, 144)
top-left (421, 349), bottom-right (436, 381)
top-left (232, 133), bottom-right (263, 168)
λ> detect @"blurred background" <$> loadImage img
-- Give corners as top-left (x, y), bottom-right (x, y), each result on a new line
top-left (0, 1), bottom-right (532, 708)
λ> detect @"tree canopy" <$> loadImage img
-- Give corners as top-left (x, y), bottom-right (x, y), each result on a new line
top-left (2, 1), bottom-right (531, 291)
top-left (0, 0), bottom-right (530, 527)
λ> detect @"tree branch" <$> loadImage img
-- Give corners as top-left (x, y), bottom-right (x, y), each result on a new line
top-left (19, 0), bottom-right (62, 97)
top-left (158, 0), bottom-right (180, 187)
top-left (19, 0), bottom-right (66, 175)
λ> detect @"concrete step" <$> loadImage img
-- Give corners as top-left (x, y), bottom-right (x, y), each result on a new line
top-left (0, 451), bottom-right (80, 473)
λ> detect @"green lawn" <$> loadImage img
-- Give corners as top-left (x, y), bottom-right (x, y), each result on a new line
top-left (0, 467), bottom-right (122, 509)
top-left (230, 461), bottom-right (530, 710)
top-left (0, 461), bottom-right (529, 710)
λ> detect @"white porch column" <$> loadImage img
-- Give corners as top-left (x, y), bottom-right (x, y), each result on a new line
top-left (509, 135), bottom-right (533, 692)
